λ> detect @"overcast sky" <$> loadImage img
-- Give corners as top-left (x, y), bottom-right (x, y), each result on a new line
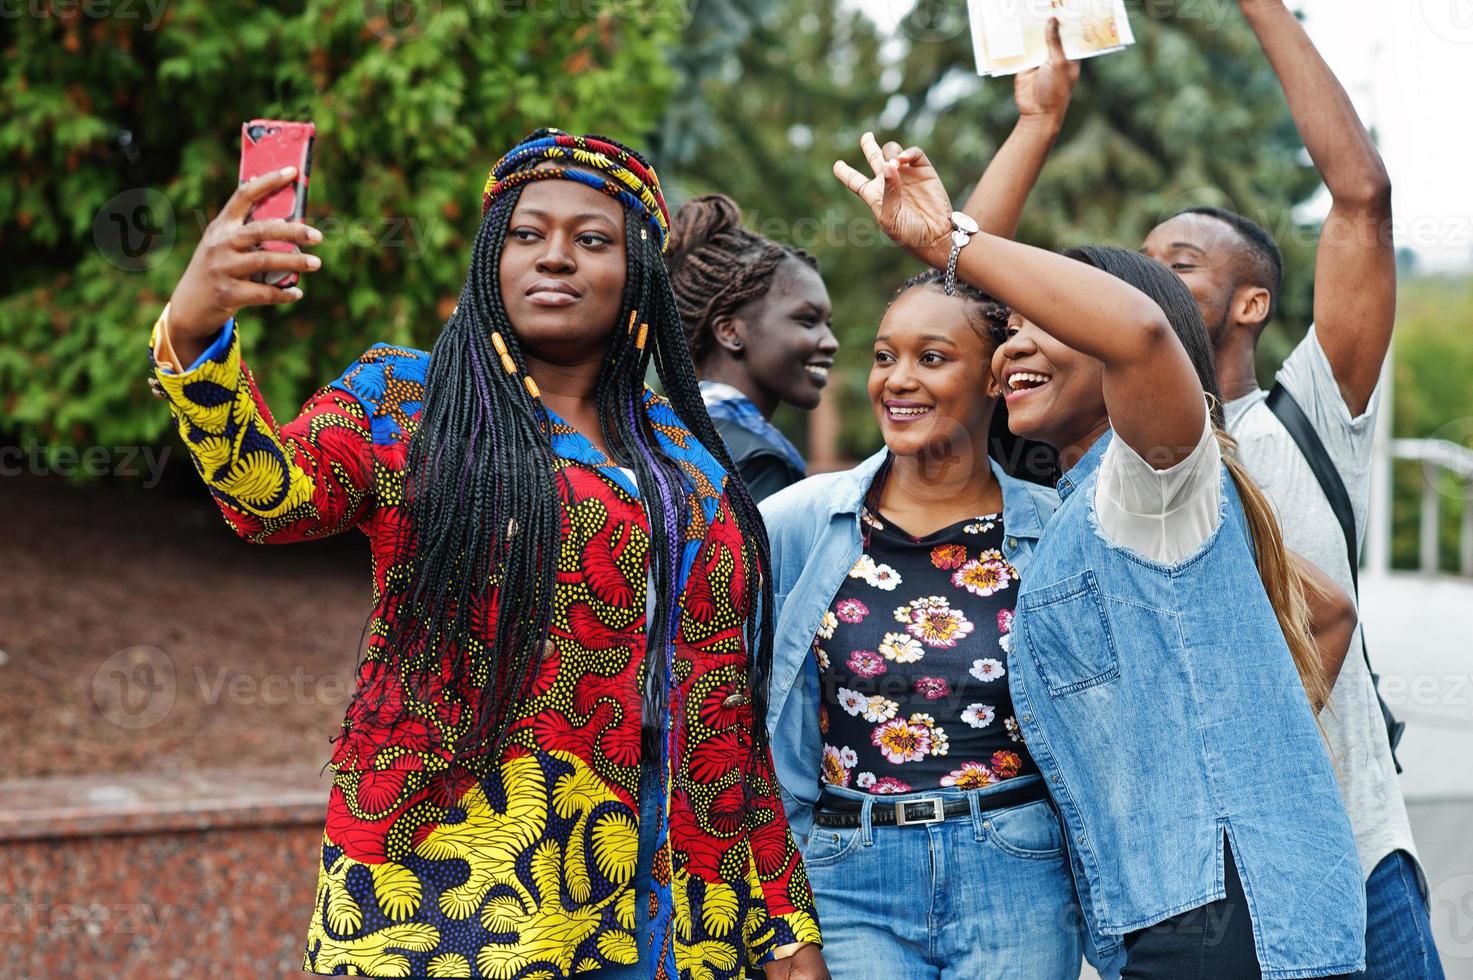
top-left (850, 0), bottom-right (1473, 269)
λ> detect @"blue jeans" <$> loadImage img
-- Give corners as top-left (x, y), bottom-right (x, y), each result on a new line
top-left (802, 775), bottom-right (1084, 980)
top-left (1354, 850), bottom-right (1445, 980)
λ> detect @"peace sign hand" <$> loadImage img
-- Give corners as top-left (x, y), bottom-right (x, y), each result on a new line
top-left (833, 132), bottom-right (955, 269)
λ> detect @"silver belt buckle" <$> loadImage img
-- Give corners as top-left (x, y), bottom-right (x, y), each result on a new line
top-left (895, 797), bottom-right (945, 826)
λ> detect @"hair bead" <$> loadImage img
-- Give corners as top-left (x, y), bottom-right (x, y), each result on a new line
top-left (627, 309), bottom-right (638, 335)
top-left (635, 322), bottom-right (649, 350)
top-left (491, 332), bottom-right (508, 356)
top-left (523, 376), bottom-right (541, 399)
top-left (500, 352), bottom-right (518, 375)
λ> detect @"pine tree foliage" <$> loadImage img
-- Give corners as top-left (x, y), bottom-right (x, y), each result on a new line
top-left (1, 0), bottom-right (681, 450)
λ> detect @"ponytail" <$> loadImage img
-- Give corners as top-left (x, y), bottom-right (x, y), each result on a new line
top-left (1215, 425), bottom-right (1332, 716)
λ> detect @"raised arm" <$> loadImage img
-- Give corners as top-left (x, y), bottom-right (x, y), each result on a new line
top-left (960, 17), bottom-right (1078, 239)
top-left (164, 167), bottom-right (323, 364)
top-left (1240, 0), bottom-right (1394, 415)
top-left (834, 135), bottom-right (1204, 468)
top-left (150, 168), bottom-right (377, 544)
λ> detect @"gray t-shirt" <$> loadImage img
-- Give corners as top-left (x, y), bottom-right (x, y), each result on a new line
top-left (1224, 326), bottom-right (1416, 879)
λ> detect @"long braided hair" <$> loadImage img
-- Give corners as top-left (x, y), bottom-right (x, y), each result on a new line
top-left (665, 193), bottom-right (818, 366)
top-left (356, 132), bottom-right (777, 779)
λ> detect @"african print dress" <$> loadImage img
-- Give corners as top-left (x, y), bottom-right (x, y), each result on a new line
top-left (149, 317), bottom-right (820, 979)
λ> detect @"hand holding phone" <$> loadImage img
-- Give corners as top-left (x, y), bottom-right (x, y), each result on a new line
top-left (238, 119), bottom-right (316, 287)
top-left (164, 166), bottom-right (324, 365)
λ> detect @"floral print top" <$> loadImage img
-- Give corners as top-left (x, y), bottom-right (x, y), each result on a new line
top-left (817, 505), bottom-right (1037, 794)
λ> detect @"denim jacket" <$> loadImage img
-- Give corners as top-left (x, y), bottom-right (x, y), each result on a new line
top-left (1010, 432), bottom-right (1365, 978)
top-left (758, 449), bottom-right (1058, 844)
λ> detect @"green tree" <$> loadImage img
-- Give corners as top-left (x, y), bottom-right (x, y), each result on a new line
top-left (668, 0), bottom-right (1324, 457)
top-left (0, 0), bottom-right (681, 454)
top-left (1389, 274), bottom-right (1473, 571)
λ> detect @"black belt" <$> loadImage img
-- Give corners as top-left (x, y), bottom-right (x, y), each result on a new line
top-left (813, 779), bottom-right (1047, 828)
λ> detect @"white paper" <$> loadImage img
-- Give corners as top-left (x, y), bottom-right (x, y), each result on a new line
top-left (966, 0), bottom-right (1136, 77)
top-left (980, 0), bottom-right (1028, 59)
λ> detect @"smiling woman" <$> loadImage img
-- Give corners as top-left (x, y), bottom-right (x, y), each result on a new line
top-left (145, 129), bottom-right (828, 980)
top-left (754, 265), bottom-right (1085, 979)
top-left (666, 194), bottom-right (839, 501)
top-left (831, 128), bottom-right (1366, 980)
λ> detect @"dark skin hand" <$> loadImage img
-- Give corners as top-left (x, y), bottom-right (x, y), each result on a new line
top-left (165, 166), bottom-right (323, 365)
top-left (166, 163), bottom-right (638, 460)
top-left (763, 944), bottom-right (830, 980)
top-left (700, 257), bottom-right (838, 418)
top-left (964, 1), bottom-right (1394, 415)
top-left (1290, 551), bottom-right (1357, 707)
top-left (835, 134), bottom-right (1202, 472)
top-left (1238, 0), bottom-right (1394, 416)
top-left (962, 16), bottom-right (1079, 239)
top-left (167, 165), bottom-right (829, 974)
top-left (1144, 0), bottom-right (1393, 411)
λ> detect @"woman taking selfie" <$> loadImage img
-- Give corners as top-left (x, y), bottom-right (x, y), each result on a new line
top-left (833, 132), bottom-right (1364, 979)
top-left (148, 129), bottom-right (826, 980)
top-left (665, 194), bottom-right (838, 501)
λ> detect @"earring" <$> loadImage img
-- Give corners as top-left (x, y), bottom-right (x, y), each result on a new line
top-left (730, 340), bottom-right (743, 350)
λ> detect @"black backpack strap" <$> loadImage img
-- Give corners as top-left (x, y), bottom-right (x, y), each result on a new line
top-left (1265, 383), bottom-right (1406, 770)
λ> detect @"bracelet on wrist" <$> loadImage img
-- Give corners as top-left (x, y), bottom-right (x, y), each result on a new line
top-left (944, 211), bottom-right (979, 296)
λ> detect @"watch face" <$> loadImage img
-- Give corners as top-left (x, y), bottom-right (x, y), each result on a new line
top-left (951, 210), bottom-right (979, 234)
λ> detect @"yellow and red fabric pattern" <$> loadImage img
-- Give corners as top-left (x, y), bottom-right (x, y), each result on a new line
top-left (149, 319), bottom-right (820, 978)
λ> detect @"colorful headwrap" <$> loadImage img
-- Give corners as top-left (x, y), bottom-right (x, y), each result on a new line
top-left (482, 128), bottom-right (672, 253)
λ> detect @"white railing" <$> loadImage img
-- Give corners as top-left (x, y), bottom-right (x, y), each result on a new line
top-left (1388, 438), bottom-right (1473, 577)
top-left (1365, 349), bottom-right (1473, 580)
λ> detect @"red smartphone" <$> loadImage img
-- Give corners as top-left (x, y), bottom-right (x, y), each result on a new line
top-left (238, 119), bottom-right (315, 288)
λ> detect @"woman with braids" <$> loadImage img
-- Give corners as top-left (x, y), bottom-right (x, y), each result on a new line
top-left (831, 132), bottom-right (1364, 979)
top-left (665, 195), bottom-right (838, 501)
top-left (147, 129), bottom-right (827, 980)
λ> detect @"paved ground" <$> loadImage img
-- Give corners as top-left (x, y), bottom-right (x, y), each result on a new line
top-left (1363, 570), bottom-right (1473, 977)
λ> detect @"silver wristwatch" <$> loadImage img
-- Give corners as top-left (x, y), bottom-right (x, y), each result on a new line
top-left (944, 211), bottom-right (979, 296)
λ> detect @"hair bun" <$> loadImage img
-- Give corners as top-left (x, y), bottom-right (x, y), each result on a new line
top-left (666, 194), bottom-right (744, 272)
